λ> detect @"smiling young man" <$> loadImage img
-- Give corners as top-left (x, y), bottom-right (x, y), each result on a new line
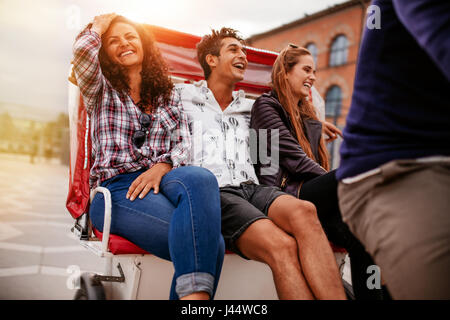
top-left (176, 28), bottom-right (346, 300)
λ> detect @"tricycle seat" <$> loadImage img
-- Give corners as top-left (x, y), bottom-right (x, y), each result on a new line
top-left (93, 228), bottom-right (149, 255)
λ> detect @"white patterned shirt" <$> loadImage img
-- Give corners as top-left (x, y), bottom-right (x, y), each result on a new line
top-left (176, 81), bottom-right (260, 187)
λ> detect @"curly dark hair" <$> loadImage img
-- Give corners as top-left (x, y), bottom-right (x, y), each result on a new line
top-left (98, 16), bottom-right (173, 111)
top-left (196, 27), bottom-right (245, 80)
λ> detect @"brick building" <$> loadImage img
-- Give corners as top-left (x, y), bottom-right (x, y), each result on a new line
top-left (247, 0), bottom-right (371, 167)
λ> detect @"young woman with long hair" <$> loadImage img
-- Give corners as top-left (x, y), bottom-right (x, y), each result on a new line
top-left (72, 14), bottom-right (224, 300)
top-left (250, 45), bottom-right (389, 300)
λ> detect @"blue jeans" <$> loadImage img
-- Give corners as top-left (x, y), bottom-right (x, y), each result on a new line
top-left (90, 166), bottom-right (225, 299)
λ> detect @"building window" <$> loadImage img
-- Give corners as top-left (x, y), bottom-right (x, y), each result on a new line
top-left (325, 85), bottom-right (342, 119)
top-left (329, 35), bottom-right (348, 66)
top-left (305, 42), bottom-right (318, 66)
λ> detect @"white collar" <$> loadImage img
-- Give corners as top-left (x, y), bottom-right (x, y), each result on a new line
top-left (193, 80), bottom-right (246, 101)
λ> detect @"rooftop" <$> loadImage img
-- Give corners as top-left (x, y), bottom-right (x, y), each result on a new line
top-left (247, 0), bottom-right (371, 43)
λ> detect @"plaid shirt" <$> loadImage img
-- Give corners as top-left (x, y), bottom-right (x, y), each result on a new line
top-left (72, 29), bottom-right (191, 187)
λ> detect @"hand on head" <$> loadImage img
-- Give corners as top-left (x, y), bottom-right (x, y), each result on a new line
top-left (91, 13), bottom-right (117, 36)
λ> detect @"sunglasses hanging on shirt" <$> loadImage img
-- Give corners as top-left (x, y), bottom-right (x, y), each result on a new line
top-left (132, 113), bottom-right (152, 148)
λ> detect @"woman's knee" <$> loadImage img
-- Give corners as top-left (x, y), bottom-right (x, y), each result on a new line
top-left (186, 166), bottom-right (218, 188)
top-left (161, 167), bottom-right (220, 212)
top-left (170, 166), bottom-right (218, 190)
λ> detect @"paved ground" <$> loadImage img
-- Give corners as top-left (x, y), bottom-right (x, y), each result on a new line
top-left (0, 153), bottom-right (104, 300)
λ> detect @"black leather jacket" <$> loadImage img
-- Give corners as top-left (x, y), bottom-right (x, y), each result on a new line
top-left (250, 90), bottom-right (326, 197)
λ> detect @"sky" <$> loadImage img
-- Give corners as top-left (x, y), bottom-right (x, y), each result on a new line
top-left (0, 0), bottom-right (347, 116)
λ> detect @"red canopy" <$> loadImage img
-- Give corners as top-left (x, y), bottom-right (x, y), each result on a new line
top-left (148, 25), bottom-right (278, 95)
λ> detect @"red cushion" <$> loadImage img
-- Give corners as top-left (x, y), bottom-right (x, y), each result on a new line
top-left (93, 228), bottom-right (346, 255)
top-left (330, 242), bottom-right (347, 253)
top-left (93, 228), bottom-right (236, 255)
top-left (93, 228), bottom-right (149, 255)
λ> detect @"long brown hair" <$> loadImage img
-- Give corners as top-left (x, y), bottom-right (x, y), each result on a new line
top-left (98, 16), bottom-right (173, 111)
top-left (271, 46), bottom-right (330, 171)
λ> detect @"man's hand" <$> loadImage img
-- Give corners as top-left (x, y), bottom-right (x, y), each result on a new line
top-left (126, 163), bottom-right (172, 201)
top-left (322, 121), bottom-right (343, 143)
top-left (91, 13), bottom-right (117, 37)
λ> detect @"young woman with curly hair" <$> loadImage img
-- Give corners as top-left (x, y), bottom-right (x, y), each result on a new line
top-left (251, 45), bottom-right (390, 300)
top-left (72, 14), bottom-right (224, 300)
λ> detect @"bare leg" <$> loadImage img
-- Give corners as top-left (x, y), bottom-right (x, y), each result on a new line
top-left (235, 219), bottom-right (315, 299)
top-left (180, 292), bottom-right (210, 300)
top-left (268, 195), bottom-right (346, 300)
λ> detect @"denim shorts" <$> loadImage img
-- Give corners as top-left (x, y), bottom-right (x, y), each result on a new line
top-left (220, 181), bottom-right (286, 258)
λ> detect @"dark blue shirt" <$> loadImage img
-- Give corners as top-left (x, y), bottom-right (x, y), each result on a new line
top-left (336, 0), bottom-right (450, 180)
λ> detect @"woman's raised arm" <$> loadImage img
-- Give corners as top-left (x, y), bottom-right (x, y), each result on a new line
top-left (72, 14), bottom-right (116, 113)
